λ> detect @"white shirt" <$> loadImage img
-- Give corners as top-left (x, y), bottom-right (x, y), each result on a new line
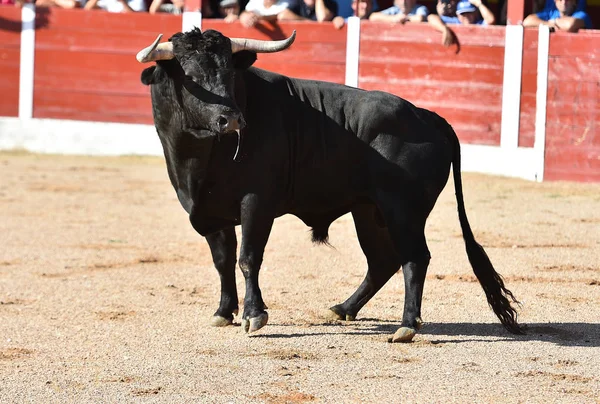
top-left (244, 0), bottom-right (293, 16)
top-left (94, 0), bottom-right (147, 12)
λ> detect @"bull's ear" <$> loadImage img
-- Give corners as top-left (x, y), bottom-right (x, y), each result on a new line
top-left (141, 66), bottom-right (157, 85)
top-left (232, 50), bottom-right (257, 70)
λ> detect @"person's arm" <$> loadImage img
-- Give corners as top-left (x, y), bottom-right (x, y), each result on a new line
top-left (407, 6), bottom-right (428, 23)
top-left (277, 8), bottom-right (306, 20)
top-left (332, 15), bottom-right (345, 29)
top-left (553, 16), bottom-right (586, 32)
top-left (469, 0), bottom-right (494, 24)
top-left (53, 0), bottom-right (81, 8)
top-left (149, 0), bottom-right (165, 13)
top-left (315, 0), bottom-right (334, 21)
top-left (427, 13), bottom-right (458, 48)
top-left (369, 11), bottom-right (406, 22)
top-left (84, 0), bottom-right (99, 10)
top-left (407, 14), bottom-right (426, 22)
top-left (523, 13), bottom-right (554, 27)
top-left (240, 10), bottom-right (260, 26)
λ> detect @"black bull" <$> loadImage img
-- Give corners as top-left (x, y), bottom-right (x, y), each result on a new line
top-left (138, 28), bottom-right (523, 342)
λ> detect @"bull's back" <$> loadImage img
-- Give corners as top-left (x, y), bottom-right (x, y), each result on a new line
top-left (244, 68), bottom-right (454, 208)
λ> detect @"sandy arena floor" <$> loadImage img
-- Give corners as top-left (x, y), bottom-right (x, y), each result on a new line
top-left (0, 151), bottom-right (599, 403)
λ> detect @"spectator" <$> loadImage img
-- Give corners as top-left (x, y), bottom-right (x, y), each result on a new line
top-left (332, 0), bottom-right (373, 28)
top-left (35, 0), bottom-right (82, 7)
top-left (369, 0), bottom-right (429, 23)
top-left (202, 0), bottom-right (224, 17)
top-left (435, 0), bottom-right (459, 23)
top-left (332, 0), bottom-right (378, 17)
top-left (239, 0), bottom-right (295, 27)
top-left (455, 0), bottom-right (495, 24)
top-left (425, 0), bottom-right (459, 49)
top-left (84, 0), bottom-right (147, 12)
top-left (543, 0), bottom-right (586, 10)
top-left (149, 0), bottom-right (183, 14)
top-left (277, 0), bottom-right (337, 21)
top-left (523, 0), bottom-right (592, 31)
top-left (219, 0), bottom-right (241, 21)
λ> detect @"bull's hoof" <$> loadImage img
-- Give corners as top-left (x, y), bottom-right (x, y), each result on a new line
top-left (324, 306), bottom-right (356, 321)
top-left (210, 315), bottom-right (233, 327)
top-left (390, 327), bottom-right (417, 343)
top-left (241, 312), bottom-right (269, 334)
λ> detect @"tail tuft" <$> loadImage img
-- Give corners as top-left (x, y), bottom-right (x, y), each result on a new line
top-left (448, 121), bottom-right (524, 335)
top-left (311, 226), bottom-right (331, 246)
top-left (465, 241), bottom-right (525, 334)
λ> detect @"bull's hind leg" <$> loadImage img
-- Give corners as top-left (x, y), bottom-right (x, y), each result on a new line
top-left (205, 228), bottom-right (239, 327)
top-left (327, 204), bottom-right (402, 321)
top-left (376, 191), bottom-right (432, 343)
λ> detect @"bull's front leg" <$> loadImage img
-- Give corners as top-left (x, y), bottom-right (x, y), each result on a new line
top-left (205, 228), bottom-right (239, 327)
top-left (239, 194), bottom-right (274, 333)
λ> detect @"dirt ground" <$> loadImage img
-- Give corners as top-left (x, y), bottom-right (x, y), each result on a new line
top-left (0, 151), bottom-right (599, 403)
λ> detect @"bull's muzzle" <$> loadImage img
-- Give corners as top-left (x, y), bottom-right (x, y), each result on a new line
top-left (217, 110), bottom-right (245, 134)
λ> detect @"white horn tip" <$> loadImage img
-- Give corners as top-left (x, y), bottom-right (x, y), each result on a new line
top-left (136, 34), bottom-right (164, 63)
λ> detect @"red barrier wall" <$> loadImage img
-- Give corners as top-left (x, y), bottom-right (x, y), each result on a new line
top-left (519, 28), bottom-right (539, 149)
top-left (1, 7), bottom-right (599, 181)
top-left (359, 24), bottom-right (506, 146)
top-left (31, 8), bottom-right (180, 124)
top-left (544, 30), bottom-right (600, 182)
top-left (0, 7), bottom-right (22, 118)
top-left (202, 20), bottom-right (346, 84)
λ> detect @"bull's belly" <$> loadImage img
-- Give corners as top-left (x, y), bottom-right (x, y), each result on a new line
top-left (189, 211), bottom-right (239, 236)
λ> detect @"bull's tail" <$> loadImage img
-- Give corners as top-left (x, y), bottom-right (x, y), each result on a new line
top-left (448, 125), bottom-right (524, 334)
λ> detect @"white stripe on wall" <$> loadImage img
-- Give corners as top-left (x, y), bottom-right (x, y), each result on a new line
top-left (344, 16), bottom-right (361, 88)
top-left (461, 144), bottom-right (542, 182)
top-left (18, 4), bottom-right (35, 120)
top-left (0, 118), bottom-right (162, 156)
top-left (183, 11), bottom-right (202, 32)
top-left (0, 117), bottom-right (542, 182)
top-left (534, 25), bottom-right (550, 182)
top-left (499, 24), bottom-right (524, 150)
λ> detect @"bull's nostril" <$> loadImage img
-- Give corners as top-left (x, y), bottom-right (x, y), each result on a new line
top-left (218, 116), bottom-right (228, 129)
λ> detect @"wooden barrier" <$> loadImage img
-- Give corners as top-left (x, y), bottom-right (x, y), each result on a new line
top-left (0, 7), bottom-right (21, 118)
top-left (359, 24), bottom-right (506, 146)
top-left (544, 31), bottom-right (600, 182)
top-left (0, 7), bottom-right (598, 181)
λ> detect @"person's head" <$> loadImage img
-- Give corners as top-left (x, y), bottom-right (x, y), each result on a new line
top-left (219, 0), bottom-right (239, 15)
top-left (436, 0), bottom-right (457, 16)
top-left (351, 0), bottom-right (373, 19)
top-left (394, 0), bottom-right (416, 14)
top-left (456, 0), bottom-right (479, 23)
top-left (303, 0), bottom-right (315, 7)
top-left (554, 0), bottom-right (577, 16)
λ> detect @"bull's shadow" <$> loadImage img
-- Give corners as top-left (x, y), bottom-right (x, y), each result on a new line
top-left (256, 321), bottom-right (600, 348)
top-left (253, 21), bottom-right (287, 41)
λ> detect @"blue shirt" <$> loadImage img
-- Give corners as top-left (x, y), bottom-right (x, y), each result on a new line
top-left (441, 14), bottom-right (486, 25)
top-left (544, 0), bottom-right (586, 11)
top-left (381, 4), bottom-right (429, 17)
top-left (333, 0), bottom-right (379, 18)
top-left (536, 8), bottom-right (593, 28)
top-left (440, 15), bottom-right (460, 24)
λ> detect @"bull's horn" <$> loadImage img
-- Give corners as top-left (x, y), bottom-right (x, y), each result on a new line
top-left (230, 30), bottom-right (296, 54)
top-left (136, 34), bottom-right (175, 63)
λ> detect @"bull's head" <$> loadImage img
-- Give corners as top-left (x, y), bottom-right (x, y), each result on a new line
top-left (137, 29), bottom-right (295, 136)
